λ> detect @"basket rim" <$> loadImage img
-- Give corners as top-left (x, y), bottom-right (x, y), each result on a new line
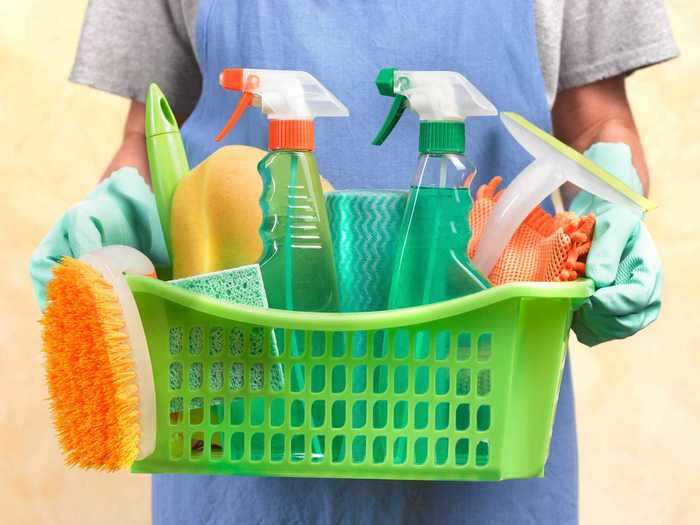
top-left (126, 276), bottom-right (593, 331)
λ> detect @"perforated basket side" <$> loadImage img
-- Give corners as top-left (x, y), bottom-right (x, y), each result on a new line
top-left (128, 278), bottom-right (586, 481)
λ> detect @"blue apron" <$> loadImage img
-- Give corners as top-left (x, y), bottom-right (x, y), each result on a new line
top-left (156, 1), bottom-right (578, 523)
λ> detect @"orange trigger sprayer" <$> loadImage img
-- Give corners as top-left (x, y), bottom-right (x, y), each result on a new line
top-left (212, 68), bottom-right (348, 313)
top-left (215, 69), bottom-right (260, 142)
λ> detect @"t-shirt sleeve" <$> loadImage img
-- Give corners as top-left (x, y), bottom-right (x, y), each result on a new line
top-left (559, 0), bottom-right (679, 91)
top-left (69, 0), bottom-right (202, 117)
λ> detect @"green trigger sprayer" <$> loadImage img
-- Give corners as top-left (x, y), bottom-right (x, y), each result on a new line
top-left (373, 69), bottom-right (497, 309)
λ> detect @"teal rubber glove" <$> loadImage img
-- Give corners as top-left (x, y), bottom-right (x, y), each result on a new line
top-left (30, 168), bottom-right (169, 310)
top-left (570, 143), bottom-right (662, 346)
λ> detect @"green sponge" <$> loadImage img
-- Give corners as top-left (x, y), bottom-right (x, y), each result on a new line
top-left (166, 264), bottom-right (278, 404)
top-left (170, 264), bottom-right (268, 307)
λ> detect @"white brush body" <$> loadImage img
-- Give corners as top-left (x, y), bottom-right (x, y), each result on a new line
top-left (80, 246), bottom-right (157, 460)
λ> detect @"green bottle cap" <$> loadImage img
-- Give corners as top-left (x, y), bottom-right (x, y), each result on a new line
top-left (419, 122), bottom-right (465, 155)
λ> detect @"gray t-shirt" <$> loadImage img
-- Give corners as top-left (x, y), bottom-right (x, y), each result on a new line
top-left (70, 0), bottom-right (679, 116)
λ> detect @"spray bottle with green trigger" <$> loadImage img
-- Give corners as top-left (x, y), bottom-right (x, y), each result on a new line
top-left (215, 68), bottom-right (348, 313)
top-left (373, 69), bottom-right (497, 310)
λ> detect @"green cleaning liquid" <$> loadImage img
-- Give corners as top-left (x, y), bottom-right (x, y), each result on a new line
top-left (388, 185), bottom-right (490, 310)
top-left (258, 150), bottom-right (336, 460)
top-left (386, 184), bottom-right (490, 463)
top-left (258, 150), bottom-right (339, 312)
top-left (213, 68), bottom-right (347, 461)
top-left (371, 68), bottom-right (497, 464)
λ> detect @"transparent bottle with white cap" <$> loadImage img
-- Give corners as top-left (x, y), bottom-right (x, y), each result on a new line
top-left (216, 68), bottom-right (348, 312)
top-left (372, 69), bottom-right (497, 309)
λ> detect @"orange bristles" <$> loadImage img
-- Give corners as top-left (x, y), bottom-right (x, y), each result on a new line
top-left (41, 257), bottom-right (140, 471)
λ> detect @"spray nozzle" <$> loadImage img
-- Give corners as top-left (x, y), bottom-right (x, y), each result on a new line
top-left (215, 68), bottom-right (348, 144)
top-left (215, 70), bottom-right (260, 141)
top-left (372, 68), bottom-right (497, 151)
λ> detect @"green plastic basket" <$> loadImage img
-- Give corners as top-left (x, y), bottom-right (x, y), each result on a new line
top-left (128, 276), bottom-right (592, 481)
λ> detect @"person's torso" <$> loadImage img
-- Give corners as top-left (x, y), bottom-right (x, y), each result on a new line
top-left (172, 0), bottom-right (566, 109)
top-left (160, 2), bottom-right (577, 524)
top-left (180, 0), bottom-right (553, 202)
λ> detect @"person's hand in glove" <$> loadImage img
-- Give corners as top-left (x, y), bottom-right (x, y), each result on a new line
top-left (570, 143), bottom-right (662, 346)
top-left (29, 168), bottom-right (169, 310)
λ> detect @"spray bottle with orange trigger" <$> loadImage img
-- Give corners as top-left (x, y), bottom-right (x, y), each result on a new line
top-left (215, 69), bottom-right (348, 312)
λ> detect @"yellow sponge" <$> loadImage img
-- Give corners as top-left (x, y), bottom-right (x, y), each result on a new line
top-left (171, 145), bottom-right (333, 278)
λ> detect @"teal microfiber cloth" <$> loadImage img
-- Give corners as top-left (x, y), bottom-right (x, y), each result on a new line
top-left (326, 190), bottom-right (407, 312)
top-left (166, 264), bottom-right (279, 405)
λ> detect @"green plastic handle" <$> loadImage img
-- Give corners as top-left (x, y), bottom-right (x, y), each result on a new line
top-left (372, 95), bottom-right (409, 146)
top-left (371, 67), bottom-right (409, 146)
top-left (145, 83), bottom-right (190, 258)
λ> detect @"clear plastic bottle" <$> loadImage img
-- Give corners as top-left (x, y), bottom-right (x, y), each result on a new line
top-left (258, 150), bottom-right (338, 311)
top-left (372, 69), bottom-right (497, 309)
top-left (372, 70), bottom-right (497, 462)
top-left (388, 153), bottom-right (490, 309)
top-left (215, 68), bottom-right (348, 312)
top-left (215, 70), bottom-right (348, 459)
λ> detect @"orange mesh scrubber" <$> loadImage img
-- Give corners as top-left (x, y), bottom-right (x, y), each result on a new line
top-left (468, 176), bottom-right (595, 285)
top-left (41, 258), bottom-right (141, 470)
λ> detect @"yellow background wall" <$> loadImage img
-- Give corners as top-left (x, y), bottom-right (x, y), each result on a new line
top-left (1, 1), bottom-right (698, 523)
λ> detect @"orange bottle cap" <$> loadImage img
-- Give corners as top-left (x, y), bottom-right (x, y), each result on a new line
top-left (269, 120), bottom-right (314, 151)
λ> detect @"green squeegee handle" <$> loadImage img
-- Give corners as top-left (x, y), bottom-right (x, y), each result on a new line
top-left (145, 83), bottom-right (191, 259)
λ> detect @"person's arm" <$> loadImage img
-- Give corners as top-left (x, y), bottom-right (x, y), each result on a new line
top-left (102, 101), bottom-right (150, 182)
top-left (549, 0), bottom-right (679, 204)
top-left (71, 0), bottom-right (201, 183)
top-left (553, 75), bottom-right (663, 346)
top-left (551, 75), bottom-right (650, 204)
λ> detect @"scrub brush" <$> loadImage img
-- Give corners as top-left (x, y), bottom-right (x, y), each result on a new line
top-left (42, 246), bottom-right (275, 469)
top-left (41, 246), bottom-right (156, 470)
